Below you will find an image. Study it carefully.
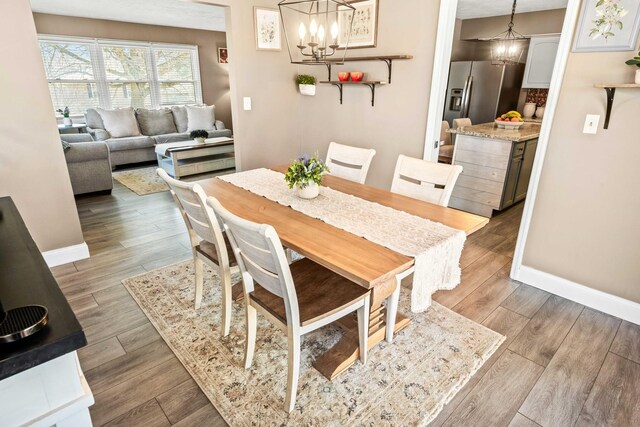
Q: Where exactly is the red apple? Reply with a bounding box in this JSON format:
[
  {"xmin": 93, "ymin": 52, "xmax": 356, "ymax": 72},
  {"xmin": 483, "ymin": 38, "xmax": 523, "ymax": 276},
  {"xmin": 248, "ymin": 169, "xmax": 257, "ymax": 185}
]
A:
[
  {"xmin": 337, "ymin": 72, "xmax": 349, "ymax": 82},
  {"xmin": 350, "ymin": 71, "xmax": 364, "ymax": 82}
]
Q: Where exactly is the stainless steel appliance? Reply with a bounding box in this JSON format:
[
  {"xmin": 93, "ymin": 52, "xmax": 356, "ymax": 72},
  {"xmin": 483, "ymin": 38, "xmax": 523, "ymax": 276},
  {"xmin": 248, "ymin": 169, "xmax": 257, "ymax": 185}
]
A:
[{"xmin": 443, "ymin": 61, "xmax": 525, "ymax": 126}]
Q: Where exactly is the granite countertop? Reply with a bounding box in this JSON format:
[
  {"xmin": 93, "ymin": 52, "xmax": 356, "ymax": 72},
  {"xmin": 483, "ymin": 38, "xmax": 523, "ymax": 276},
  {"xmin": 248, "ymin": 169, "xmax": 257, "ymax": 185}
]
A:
[
  {"xmin": 0, "ymin": 197, "xmax": 86, "ymax": 381},
  {"xmin": 449, "ymin": 122, "xmax": 541, "ymax": 142}
]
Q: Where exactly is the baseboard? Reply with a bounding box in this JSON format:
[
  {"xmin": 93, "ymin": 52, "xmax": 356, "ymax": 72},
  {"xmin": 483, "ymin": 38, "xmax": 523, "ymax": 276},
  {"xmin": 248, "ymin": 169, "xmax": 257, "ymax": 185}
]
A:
[
  {"xmin": 42, "ymin": 243, "xmax": 90, "ymax": 268},
  {"xmin": 516, "ymin": 265, "xmax": 640, "ymax": 325}
]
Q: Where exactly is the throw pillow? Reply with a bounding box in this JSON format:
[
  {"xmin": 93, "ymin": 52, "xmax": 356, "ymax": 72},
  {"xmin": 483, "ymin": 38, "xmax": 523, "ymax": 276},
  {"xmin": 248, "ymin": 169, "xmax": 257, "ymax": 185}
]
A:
[
  {"xmin": 61, "ymin": 140, "xmax": 71, "ymax": 152},
  {"xmin": 96, "ymin": 107, "xmax": 141, "ymax": 138},
  {"xmin": 186, "ymin": 105, "xmax": 216, "ymax": 132},
  {"xmin": 135, "ymin": 108, "xmax": 177, "ymax": 136},
  {"xmin": 171, "ymin": 106, "xmax": 189, "ymax": 133}
]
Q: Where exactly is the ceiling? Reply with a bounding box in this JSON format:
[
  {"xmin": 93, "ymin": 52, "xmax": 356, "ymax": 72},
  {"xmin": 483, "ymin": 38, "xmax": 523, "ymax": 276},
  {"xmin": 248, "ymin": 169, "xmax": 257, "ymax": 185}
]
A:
[
  {"xmin": 457, "ymin": 0, "xmax": 568, "ymax": 20},
  {"xmin": 30, "ymin": 0, "xmax": 226, "ymax": 32}
]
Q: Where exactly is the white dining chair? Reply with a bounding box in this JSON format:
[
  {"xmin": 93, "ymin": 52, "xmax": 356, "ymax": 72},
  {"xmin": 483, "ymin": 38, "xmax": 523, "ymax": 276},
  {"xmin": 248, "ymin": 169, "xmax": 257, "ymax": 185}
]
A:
[
  {"xmin": 390, "ymin": 155, "xmax": 463, "ymax": 207},
  {"xmin": 207, "ymin": 196, "xmax": 371, "ymax": 413},
  {"xmin": 325, "ymin": 141, "xmax": 376, "ymax": 184},
  {"xmin": 157, "ymin": 169, "xmax": 239, "ymax": 336}
]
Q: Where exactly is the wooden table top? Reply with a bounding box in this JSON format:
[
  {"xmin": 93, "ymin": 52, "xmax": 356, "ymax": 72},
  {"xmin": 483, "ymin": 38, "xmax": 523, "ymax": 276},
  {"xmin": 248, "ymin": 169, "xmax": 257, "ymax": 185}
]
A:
[{"xmin": 197, "ymin": 165, "xmax": 488, "ymax": 289}]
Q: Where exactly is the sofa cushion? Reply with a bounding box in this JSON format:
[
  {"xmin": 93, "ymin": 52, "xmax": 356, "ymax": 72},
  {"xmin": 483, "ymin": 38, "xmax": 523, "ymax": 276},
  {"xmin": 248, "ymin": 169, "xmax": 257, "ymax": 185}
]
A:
[
  {"xmin": 153, "ymin": 133, "xmax": 191, "ymax": 145},
  {"xmin": 136, "ymin": 108, "xmax": 177, "ymax": 136},
  {"xmin": 97, "ymin": 107, "xmax": 141, "ymax": 138},
  {"xmin": 207, "ymin": 129, "xmax": 233, "ymax": 139},
  {"xmin": 85, "ymin": 108, "xmax": 105, "ymax": 130},
  {"xmin": 186, "ymin": 105, "xmax": 216, "ymax": 132},
  {"xmin": 65, "ymin": 141, "xmax": 110, "ymax": 163},
  {"xmin": 105, "ymin": 136, "xmax": 154, "ymax": 153},
  {"xmin": 171, "ymin": 106, "xmax": 189, "ymax": 133}
]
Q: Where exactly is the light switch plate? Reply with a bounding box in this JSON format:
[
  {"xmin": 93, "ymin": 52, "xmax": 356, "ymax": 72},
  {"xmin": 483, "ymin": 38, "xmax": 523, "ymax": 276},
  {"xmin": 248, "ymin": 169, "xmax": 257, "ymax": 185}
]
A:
[
  {"xmin": 583, "ymin": 114, "xmax": 600, "ymax": 134},
  {"xmin": 243, "ymin": 97, "xmax": 252, "ymax": 111}
]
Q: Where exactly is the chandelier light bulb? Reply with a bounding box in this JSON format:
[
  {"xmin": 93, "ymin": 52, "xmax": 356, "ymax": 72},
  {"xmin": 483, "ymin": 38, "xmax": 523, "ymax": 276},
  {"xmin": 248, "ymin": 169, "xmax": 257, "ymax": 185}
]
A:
[
  {"xmin": 309, "ymin": 19, "xmax": 318, "ymax": 37},
  {"xmin": 298, "ymin": 22, "xmax": 306, "ymax": 42},
  {"xmin": 318, "ymin": 25, "xmax": 325, "ymax": 42},
  {"xmin": 331, "ymin": 21, "xmax": 339, "ymax": 41}
]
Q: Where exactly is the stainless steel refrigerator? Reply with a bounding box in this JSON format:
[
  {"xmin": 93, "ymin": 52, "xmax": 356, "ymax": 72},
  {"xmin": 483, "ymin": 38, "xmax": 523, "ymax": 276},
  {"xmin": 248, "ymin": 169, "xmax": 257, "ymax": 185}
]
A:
[{"xmin": 443, "ymin": 61, "xmax": 525, "ymax": 126}]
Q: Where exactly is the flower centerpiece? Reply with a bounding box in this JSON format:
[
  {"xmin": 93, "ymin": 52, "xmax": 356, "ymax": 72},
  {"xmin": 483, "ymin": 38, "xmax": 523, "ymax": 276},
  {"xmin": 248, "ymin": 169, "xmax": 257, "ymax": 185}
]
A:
[
  {"xmin": 296, "ymin": 74, "xmax": 317, "ymax": 96},
  {"xmin": 57, "ymin": 106, "xmax": 72, "ymax": 126},
  {"xmin": 189, "ymin": 129, "xmax": 208, "ymax": 143},
  {"xmin": 625, "ymin": 50, "xmax": 640, "ymax": 84},
  {"xmin": 284, "ymin": 154, "xmax": 329, "ymax": 199}
]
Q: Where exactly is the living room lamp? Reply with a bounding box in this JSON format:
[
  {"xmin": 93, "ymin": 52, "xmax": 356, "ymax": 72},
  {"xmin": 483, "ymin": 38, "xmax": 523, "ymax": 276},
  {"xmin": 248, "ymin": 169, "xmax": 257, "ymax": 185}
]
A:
[
  {"xmin": 278, "ymin": 0, "xmax": 355, "ymax": 64},
  {"xmin": 490, "ymin": 0, "xmax": 526, "ymax": 66}
]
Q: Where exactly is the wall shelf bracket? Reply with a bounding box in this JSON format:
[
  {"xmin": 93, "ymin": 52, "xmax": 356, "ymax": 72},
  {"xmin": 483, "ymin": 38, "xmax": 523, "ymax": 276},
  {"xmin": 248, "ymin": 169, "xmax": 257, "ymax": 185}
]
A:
[{"xmin": 594, "ymin": 83, "xmax": 640, "ymax": 130}]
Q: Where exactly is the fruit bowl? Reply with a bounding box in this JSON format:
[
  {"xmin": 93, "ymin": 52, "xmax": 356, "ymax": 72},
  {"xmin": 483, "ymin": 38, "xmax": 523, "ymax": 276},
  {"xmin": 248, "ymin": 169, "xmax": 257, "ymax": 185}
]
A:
[{"xmin": 495, "ymin": 119, "xmax": 525, "ymax": 130}]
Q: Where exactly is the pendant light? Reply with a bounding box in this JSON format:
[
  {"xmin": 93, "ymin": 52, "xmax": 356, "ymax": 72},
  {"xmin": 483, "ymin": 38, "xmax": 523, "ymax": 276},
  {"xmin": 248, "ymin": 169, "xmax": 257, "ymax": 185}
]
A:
[{"xmin": 490, "ymin": 0, "xmax": 526, "ymax": 66}]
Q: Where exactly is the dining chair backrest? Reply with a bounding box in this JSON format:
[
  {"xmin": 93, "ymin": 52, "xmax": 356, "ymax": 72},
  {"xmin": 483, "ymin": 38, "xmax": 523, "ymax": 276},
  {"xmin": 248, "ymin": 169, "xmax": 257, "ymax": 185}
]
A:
[
  {"xmin": 208, "ymin": 196, "xmax": 300, "ymax": 325},
  {"xmin": 440, "ymin": 121, "xmax": 452, "ymax": 146},
  {"xmin": 325, "ymin": 142, "xmax": 376, "ymax": 184},
  {"xmin": 452, "ymin": 118, "xmax": 472, "ymax": 130},
  {"xmin": 391, "ymin": 155, "xmax": 463, "ymax": 207},
  {"xmin": 157, "ymin": 169, "xmax": 226, "ymax": 251}
]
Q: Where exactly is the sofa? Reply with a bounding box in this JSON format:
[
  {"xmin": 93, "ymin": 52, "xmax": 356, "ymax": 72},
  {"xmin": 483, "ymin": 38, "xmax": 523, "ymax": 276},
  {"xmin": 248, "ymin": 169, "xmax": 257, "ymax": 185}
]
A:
[
  {"xmin": 62, "ymin": 134, "xmax": 113, "ymax": 195},
  {"xmin": 84, "ymin": 106, "xmax": 233, "ymax": 167}
]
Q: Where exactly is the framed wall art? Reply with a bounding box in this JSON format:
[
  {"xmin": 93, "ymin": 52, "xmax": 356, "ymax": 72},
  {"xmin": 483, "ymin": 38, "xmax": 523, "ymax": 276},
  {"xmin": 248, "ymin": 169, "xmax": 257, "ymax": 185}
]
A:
[
  {"xmin": 254, "ymin": 7, "xmax": 282, "ymax": 51},
  {"xmin": 573, "ymin": 0, "xmax": 640, "ymax": 52},
  {"xmin": 337, "ymin": 0, "xmax": 379, "ymax": 49},
  {"xmin": 218, "ymin": 47, "xmax": 228, "ymax": 63}
]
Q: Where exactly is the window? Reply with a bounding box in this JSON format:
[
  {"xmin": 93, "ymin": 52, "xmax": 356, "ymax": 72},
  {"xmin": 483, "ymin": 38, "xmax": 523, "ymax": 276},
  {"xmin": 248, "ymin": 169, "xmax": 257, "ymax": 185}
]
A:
[{"xmin": 39, "ymin": 36, "xmax": 202, "ymax": 116}]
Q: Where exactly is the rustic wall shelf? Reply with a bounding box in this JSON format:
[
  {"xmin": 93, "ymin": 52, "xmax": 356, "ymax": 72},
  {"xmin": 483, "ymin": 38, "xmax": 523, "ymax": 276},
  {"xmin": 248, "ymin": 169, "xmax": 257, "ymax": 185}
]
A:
[
  {"xmin": 295, "ymin": 55, "xmax": 413, "ymax": 83},
  {"xmin": 594, "ymin": 83, "xmax": 640, "ymax": 129},
  {"xmin": 320, "ymin": 81, "xmax": 387, "ymax": 106}
]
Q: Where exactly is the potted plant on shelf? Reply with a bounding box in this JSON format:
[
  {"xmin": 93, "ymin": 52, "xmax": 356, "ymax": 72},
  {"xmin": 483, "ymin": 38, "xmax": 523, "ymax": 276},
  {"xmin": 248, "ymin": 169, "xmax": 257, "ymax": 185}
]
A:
[
  {"xmin": 190, "ymin": 129, "xmax": 208, "ymax": 144},
  {"xmin": 57, "ymin": 107, "xmax": 72, "ymax": 126},
  {"xmin": 284, "ymin": 154, "xmax": 329, "ymax": 199},
  {"xmin": 625, "ymin": 50, "xmax": 640, "ymax": 84},
  {"xmin": 296, "ymin": 74, "xmax": 317, "ymax": 96}
]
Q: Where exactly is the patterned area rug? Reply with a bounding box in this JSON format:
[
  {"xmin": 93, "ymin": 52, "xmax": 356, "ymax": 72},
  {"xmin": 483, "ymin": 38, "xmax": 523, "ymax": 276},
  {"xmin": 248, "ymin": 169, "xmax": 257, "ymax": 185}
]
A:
[
  {"xmin": 112, "ymin": 167, "xmax": 235, "ymax": 196},
  {"xmin": 123, "ymin": 261, "xmax": 505, "ymax": 426}
]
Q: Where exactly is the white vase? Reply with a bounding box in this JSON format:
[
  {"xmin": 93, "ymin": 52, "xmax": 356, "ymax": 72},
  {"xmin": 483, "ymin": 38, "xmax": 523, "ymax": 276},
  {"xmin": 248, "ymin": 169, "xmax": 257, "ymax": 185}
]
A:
[
  {"xmin": 299, "ymin": 84, "xmax": 316, "ymax": 96},
  {"xmin": 296, "ymin": 182, "xmax": 319, "ymax": 199},
  {"xmin": 635, "ymin": 69, "xmax": 640, "ymax": 84},
  {"xmin": 523, "ymin": 103, "xmax": 536, "ymax": 119},
  {"xmin": 194, "ymin": 137, "xmax": 206, "ymax": 144},
  {"xmin": 63, "ymin": 117, "xmax": 73, "ymax": 126},
  {"xmin": 535, "ymin": 106, "xmax": 545, "ymax": 119}
]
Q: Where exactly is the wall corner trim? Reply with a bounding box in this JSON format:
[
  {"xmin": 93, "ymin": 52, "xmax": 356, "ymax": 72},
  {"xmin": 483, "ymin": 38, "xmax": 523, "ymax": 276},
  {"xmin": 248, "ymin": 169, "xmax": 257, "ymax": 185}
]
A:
[
  {"xmin": 517, "ymin": 265, "xmax": 640, "ymax": 326},
  {"xmin": 42, "ymin": 243, "xmax": 90, "ymax": 268}
]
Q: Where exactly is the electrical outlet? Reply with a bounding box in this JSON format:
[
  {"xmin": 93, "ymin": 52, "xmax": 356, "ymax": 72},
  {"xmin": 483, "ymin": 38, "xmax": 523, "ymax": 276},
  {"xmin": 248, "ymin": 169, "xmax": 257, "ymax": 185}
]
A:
[
  {"xmin": 583, "ymin": 114, "xmax": 600, "ymax": 134},
  {"xmin": 243, "ymin": 97, "xmax": 252, "ymax": 111}
]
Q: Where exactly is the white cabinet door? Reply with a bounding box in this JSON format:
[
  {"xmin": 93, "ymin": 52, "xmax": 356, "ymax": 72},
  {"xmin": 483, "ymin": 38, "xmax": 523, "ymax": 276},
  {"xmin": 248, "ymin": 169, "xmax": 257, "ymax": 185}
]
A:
[{"xmin": 522, "ymin": 36, "xmax": 560, "ymax": 89}]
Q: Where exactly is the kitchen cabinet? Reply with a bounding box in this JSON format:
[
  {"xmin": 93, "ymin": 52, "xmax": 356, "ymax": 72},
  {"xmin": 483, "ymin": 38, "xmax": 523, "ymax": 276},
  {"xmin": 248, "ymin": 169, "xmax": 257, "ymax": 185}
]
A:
[{"xmin": 522, "ymin": 36, "xmax": 560, "ymax": 89}]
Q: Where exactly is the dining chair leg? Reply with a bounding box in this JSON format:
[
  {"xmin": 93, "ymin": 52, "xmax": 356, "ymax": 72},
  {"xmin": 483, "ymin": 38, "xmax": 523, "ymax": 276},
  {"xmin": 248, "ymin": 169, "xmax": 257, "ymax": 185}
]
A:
[
  {"xmin": 220, "ymin": 268, "xmax": 232, "ymax": 337},
  {"xmin": 385, "ymin": 280, "xmax": 401, "ymax": 343},
  {"xmin": 357, "ymin": 294, "xmax": 370, "ymax": 364},
  {"xmin": 284, "ymin": 331, "xmax": 301, "ymax": 413},
  {"xmin": 194, "ymin": 256, "xmax": 204, "ymax": 309},
  {"xmin": 244, "ymin": 303, "xmax": 257, "ymax": 369}
]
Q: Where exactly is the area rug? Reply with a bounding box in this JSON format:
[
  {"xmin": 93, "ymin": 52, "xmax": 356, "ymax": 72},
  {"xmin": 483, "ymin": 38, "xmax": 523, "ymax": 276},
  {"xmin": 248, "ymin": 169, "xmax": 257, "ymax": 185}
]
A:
[
  {"xmin": 123, "ymin": 261, "xmax": 505, "ymax": 426},
  {"xmin": 112, "ymin": 167, "xmax": 234, "ymax": 196}
]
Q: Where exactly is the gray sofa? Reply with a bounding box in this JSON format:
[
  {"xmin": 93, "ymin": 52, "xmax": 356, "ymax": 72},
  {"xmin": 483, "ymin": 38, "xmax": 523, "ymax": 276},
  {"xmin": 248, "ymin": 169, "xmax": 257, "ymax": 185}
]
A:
[
  {"xmin": 62, "ymin": 134, "xmax": 113, "ymax": 195},
  {"xmin": 85, "ymin": 106, "xmax": 233, "ymax": 167}
]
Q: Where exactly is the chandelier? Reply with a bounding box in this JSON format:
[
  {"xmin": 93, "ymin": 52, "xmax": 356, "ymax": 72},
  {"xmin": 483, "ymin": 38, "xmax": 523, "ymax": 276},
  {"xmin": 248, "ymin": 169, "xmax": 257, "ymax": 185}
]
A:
[
  {"xmin": 278, "ymin": 0, "xmax": 355, "ymax": 64},
  {"xmin": 490, "ymin": 0, "xmax": 526, "ymax": 65}
]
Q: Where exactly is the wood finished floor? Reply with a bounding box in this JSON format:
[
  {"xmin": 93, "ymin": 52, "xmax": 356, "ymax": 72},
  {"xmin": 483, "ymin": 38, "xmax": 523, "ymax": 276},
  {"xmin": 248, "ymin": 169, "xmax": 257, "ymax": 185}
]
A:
[{"xmin": 52, "ymin": 180, "xmax": 640, "ymax": 426}]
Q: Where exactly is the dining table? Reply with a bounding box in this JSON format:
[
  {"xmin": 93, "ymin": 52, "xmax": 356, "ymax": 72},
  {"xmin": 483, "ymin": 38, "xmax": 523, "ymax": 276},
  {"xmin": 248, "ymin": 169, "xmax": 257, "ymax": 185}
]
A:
[{"xmin": 197, "ymin": 164, "xmax": 489, "ymax": 380}]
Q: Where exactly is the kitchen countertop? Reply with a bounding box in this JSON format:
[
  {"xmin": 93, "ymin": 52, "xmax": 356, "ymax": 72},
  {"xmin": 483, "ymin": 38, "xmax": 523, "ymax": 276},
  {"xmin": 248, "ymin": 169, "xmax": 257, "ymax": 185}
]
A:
[
  {"xmin": 449, "ymin": 122, "xmax": 541, "ymax": 142},
  {"xmin": 0, "ymin": 197, "xmax": 86, "ymax": 381}
]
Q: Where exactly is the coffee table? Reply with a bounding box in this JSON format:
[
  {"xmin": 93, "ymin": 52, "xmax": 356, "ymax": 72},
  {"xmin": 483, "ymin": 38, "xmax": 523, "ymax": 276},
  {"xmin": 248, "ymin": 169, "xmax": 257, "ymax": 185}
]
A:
[{"xmin": 155, "ymin": 137, "xmax": 235, "ymax": 179}]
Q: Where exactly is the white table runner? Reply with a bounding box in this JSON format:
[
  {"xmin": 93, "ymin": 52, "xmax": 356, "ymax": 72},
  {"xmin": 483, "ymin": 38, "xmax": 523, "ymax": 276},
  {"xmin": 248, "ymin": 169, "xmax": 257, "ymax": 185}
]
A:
[{"xmin": 219, "ymin": 169, "xmax": 466, "ymax": 312}]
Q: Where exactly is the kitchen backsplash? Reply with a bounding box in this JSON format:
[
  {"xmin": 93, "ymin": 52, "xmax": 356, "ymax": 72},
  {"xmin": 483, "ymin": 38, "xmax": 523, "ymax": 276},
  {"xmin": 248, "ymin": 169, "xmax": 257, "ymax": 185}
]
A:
[{"xmin": 525, "ymin": 89, "xmax": 548, "ymax": 107}]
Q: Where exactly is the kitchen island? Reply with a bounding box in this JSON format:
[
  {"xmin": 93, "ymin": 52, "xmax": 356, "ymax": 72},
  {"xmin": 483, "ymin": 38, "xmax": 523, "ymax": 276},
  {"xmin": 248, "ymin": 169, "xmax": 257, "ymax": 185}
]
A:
[{"xmin": 448, "ymin": 122, "xmax": 540, "ymax": 217}]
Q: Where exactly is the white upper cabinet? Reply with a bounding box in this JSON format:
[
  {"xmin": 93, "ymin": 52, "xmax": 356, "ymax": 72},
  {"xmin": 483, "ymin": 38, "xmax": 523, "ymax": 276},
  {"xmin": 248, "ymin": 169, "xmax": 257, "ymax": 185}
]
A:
[{"xmin": 522, "ymin": 36, "xmax": 560, "ymax": 89}]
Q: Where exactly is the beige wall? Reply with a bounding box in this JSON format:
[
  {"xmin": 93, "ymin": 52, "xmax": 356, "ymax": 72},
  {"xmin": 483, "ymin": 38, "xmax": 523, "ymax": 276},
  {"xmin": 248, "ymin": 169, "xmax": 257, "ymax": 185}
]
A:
[
  {"xmin": 33, "ymin": 13, "xmax": 232, "ymax": 130},
  {"xmin": 0, "ymin": 1, "xmax": 84, "ymax": 252},
  {"xmin": 460, "ymin": 9, "xmax": 567, "ymax": 40},
  {"xmin": 522, "ymin": 47, "xmax": 640, "ymax": 303}
]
